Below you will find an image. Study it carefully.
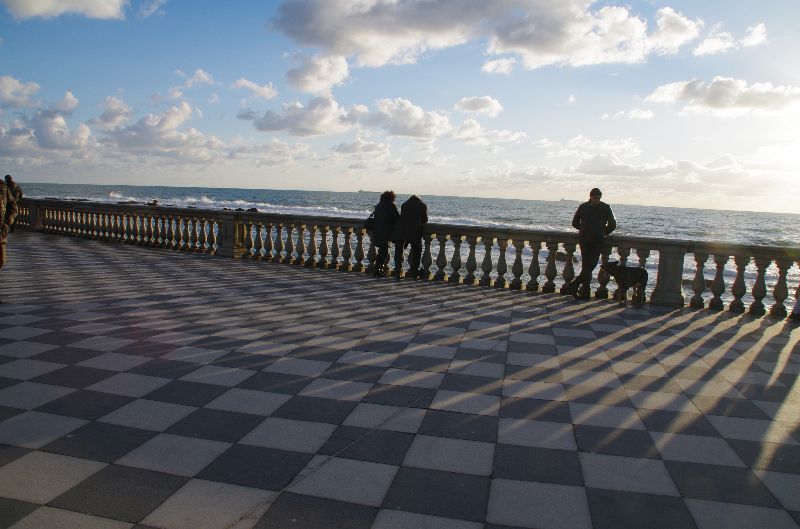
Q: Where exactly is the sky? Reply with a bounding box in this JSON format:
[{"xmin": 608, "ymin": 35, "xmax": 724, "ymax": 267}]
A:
[{"xmin": 1, "ymin": 0, "xmax": 799, "ymax": 213}]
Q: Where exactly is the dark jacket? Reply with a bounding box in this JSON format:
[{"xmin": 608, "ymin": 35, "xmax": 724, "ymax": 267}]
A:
[
  {"xmin": 372, "ymin": 199, "xmax": 399, "ymax": 245},
  {"xmin": 392, "ymin": 195, "xmax": 428, "ymax": 242},
  {"xmin": 572, "ymin": 201, "xmax": 616, "ymax": 244},
  {"xmin": 0, "ymin": 182, "xmax": 18, "ymax": 243}
]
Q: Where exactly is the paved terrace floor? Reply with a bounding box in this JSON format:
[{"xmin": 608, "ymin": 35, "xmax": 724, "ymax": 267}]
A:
[{"xmin": 0, "ymin": 230, "xmax": 799, "ymax": 529}]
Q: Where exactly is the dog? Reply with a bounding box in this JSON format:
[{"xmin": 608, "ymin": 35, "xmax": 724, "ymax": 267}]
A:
[{"xmin": 600, "ymin": 261, "xmax": 648, "ymax": 304}]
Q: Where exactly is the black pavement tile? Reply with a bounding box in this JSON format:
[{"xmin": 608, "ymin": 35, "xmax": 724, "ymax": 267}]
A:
[
  {"xmin": 36, "ymin": 390, "xmax": 133, "ymax": 420},
  {"xmin": 0, "ymin": 444, "xmax": 29, "ymax": 467},
  {"xmin": 27, "ymin": 332, "xmax": 88, "ymax": 347},
  {"xmin": 318, "ymin": 426, "xmax": 414, "ymax": 465},
  {"xmin": 506, "ymin": 341, "xmax": 557, "ymax": 355},
  {"xmin": 356, "ymin": 340, "xmax": 408, "ymax": 355},
  {"xmin": 0, "ymin": 404, "xmax": 23, "ymax": 422},
  {"xmin": 198, "ymin": 444, "xmax": 311, "ymax": 490},
  {"xmin": 494, "ymin": 444, "xmax": 583, "ymax": 486},
  {"xmin": 212, "ymin": 352, "xmax": 276, "ymax": 370},
  {"xmin": 726, "ymin": 439, "xmax": 800, "ymax": 474},
  {"xmin": 29, "ymin": 346, "xmax": 101, "ymax": 365},
  {"xmin": 618, "ymin": 374, "xmax": 683, "ymax": 393},
  {"xmin": 106, "ymin": 326, "xmax": 167, "ymax": 341},
  {"xmin": 24, "ymin": 318, "xmax": 81, "ymax": 331},
  {"xmin": 42, "ymin": 422, "xmax": 156, "ymax": 462},
  {"xmin": 440, "ymin": 373, "xmax": 503, "ymax": 396},
  {"xmin": 0, "ymin": 377, "xmax": 18, "ymax": 391},
  {"xmin": 587, "ymin": 488, "xmax": 698, "ymax": 529},
  {"xmin": 0, "ymin": 498, "xmax": 38, "ymax": 528},
  {"xmin": 382, "ymin": 466, "xmax": 490, "ymax": 522},
  {"xmin": 453, "ymin": 349, "xmax": 507, "ymax": 364},
  {"xmin": 790, "ymin": 510, "xmax": 800, "ymax": 527},
  {"xmin": 238, "ymin": 372, "xmax": 314, "ymax": 395},
  {"xmin": 604, "ymin": 349, "xmax": 657, "ymax": 364},
  {"xmin": 321, "ymin": 363, "xmax": 386, "ymax": 383},
  {"xmin": 274, "ymin": 396, "xmax": 357, "ymax": 425},
  {"xmin": 32, "ymin": 366, "xmax": 117, "ymax": 389},
  {"xmin": 167, "ymin": 408, "xmax": 262, "ymax": 443},
  {"xmin": 736, "ymin": 384, "xmax": 796, "ymax": 402},
  {"xmin": 557, "ymin": 357, "xmax": 612, "ymax": 372},
  {"xmin": 574, "ymin": 425, "xmax": 660, "ymax": 459},
  {"xmin": 504, "ymin": 365, "xmax": 563, "ymax": 383},
  {"xmin": 114, "ymin": 340, "xmax": 180, "ymax": 357},
  {"xmin": 0, "ymin": 355, "xmax": 12, "ymax": 366},
  {"xmin": 145, "ymin": 380, "xmax": 228, "ymax": 407},
  {"xmin": 665, "ymin": 461, "xmax": 781, "ymax": 508},
  {"xmin": 665, "ymin": 365, "xmax": 717, "ymax": 381},
  {"xmin": 690, "ymin": 395, "xmax": 771, "ymax": 420},
  {"xmin": 419, "ymin": 410, "xmax": 497, "ymax": 443},
  {"xmin": 637, "ymin": 409, "xmax": 721, "ymax": 437},
  {"xmin": 287, "ymin": 346, "xmax": 345, "ymax": 363},
  {"xmin": 391, "ymin": 355, "xmax": 450, "ymax": 373},
  {"xmin": 189, "ymin": 336, "xmax": 251, "ymax": 351},
  {"xmin": 553, "ymin": 336, "xmax": 595, "ymax": 347},
  {"xmin": 499, "ymin": 398, "xmax": 571, "ymax": 423},
  {"xmin": 254, "ymin": 493, "xmax": 376, "ymax": 529},
  {"xmin": 49, "ymin": 465, "xmax": 187, "ymax": 523},
  {"xmin": 362, "ymin": 384, "xmax": 434, "ymax": 408},
  {"xmin": 565, "ymin": 384, "xmax": 633, "ymax": 407},
  {"xmin": 129, "ymin": 359, "xmax": 200, "ymax": 379},
  {"xmin": 258, "ymin": 332, "xmax": 316, "ymax": 346}
]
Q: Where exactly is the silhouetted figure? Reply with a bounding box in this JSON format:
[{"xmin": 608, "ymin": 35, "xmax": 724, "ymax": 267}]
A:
[
  {"xmin": 0, "ymin": 177, "xmax": 19, "ymax": 302},
  {"xmin": 392, "ymin": 195, "xmax": 428, "ymax": 279},
  {"xmin": 371, "ymin": 190, "xmax": 399, "ymax": 277},
  {"xmin": 4, "ymin": 175, "xmax": 22, "ymax": 232},
  {"xmin": 565, "ymin": 188, "xmax": 616, "ymax": 299}
]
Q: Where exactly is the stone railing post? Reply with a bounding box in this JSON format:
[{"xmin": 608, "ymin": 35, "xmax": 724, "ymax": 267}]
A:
[
  {"xmin": 464, "ymin": 236, "xmax": 478, "ymax": 285},
  {"xmin": 649, "ymin": 245, "xmax": 686, "ymax": 308},
  {"xmin": 729, "ymin": 255, "xmax": 749, "ymax": 313},
  {"xmin": 449, "ymin": 236, "xmax": 463, "ymax": 283},
  {"xmin": 527, "ymin": 240, "xmax": 541, "ymax": 292},
  {"xmin": 216, "ymin": 213, "xmax": 247, "ymax": 258},
  {"xmin": 559, "ymin": 243, "xmax": 576, "ymax": 294},
  {"xmin": 771, "ymin": 258, "xmax": 791, "ymax": 318},
  {"xmin": 495, "ymin": 239, "xmax": 508, "ymax": 288},
  {"xmin": 690, "ymin": 253, "xmax": 708, "ymax": 308},
  {"xmin": 790, "ymin": 261, "xmax": 800, "ymax": 321},
  {"xmin": 542, "ymin": 242, "xmax": 558, "ymax": 293},
  {"xmin": 479, "ymin": 237, "xmax": 493, "ymax": 286},
  {"xmin": 749, "ymin": 257, "xmax": 770, "ymax": 316},
  {"xmin": 510, "ymin": 239, "xmax": 524, "ymax": 290},
  {"xmin": 708, "ymin": 254, "xmax": 728, "ymax": 310}
]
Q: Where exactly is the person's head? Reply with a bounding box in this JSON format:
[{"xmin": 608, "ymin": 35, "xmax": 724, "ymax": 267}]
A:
[
  {"xmin": 589, "ymin": 188, "xmax": 602, "ymax": 205},
  {"xmin": 4, "ymin": 175, "xmax": 11, "ymax": 186},
  {"xmin": 380, "ymin": 190, "xmax": 396, "ymax": 203}
]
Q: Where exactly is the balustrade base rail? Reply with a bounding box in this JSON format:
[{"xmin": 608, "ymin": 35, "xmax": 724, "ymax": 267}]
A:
[{"xmin": 15, "ymin": 198, "xmax": 800, "ymax": 319}]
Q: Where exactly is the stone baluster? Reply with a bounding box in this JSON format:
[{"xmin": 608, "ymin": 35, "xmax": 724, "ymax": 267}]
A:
[
  {"xmin": 318, "ymin": 226, "xmax": 329, "ymax": 268},
  {"xmin": 274, "ymin": 223, "xmax": 284, "ymax": 262},
  {"xmin": 295, "ymin": 224, "xmax": 306, "ymax": 265},
  {"xmin": 420, "ymin": 233, "xmax": 433, "ymax": 280},
  {"xmin": 542, "ymin": 242, "xmax": 558, "ymax": 293},
  {"xmin": 790, "ymin": 261, "xmax": 800, "ymax": 321},
  {"xmin": 190, "ymin": 218, "xmax": 200, "ymax": 252},
  {"xmin": 199, "ymin": 219, "xmax": 209, "ymax": 253},
  {"xmin": 433, "ymin": 234, "xmax": 447, "ymax": 281},
  {"xmin": 479, "ymin": 237, "xmax": 494, "ymax": 286},
  {"xmin": 750, "ymin": 257, "xmax": 770, "ymax": 316},
  {"xmin": 284, "ymin": 224, "xmax": 295, "ymax": 264},
  {"xmin": 770, "ymin": 259, "xmax": 792, "ymax": 318},
  {"xmin": 510, "ymin": 239, "xmax": 525, "ymax": 290},
  {"xmin": 354, "ymin": 228, "xmax": 365, "ymax": 272},
  {"xmin": 595, "ymin": 247, "xmax": 612, "ymax": 299},
  {"xmin": 690, "ymin": 253, "xmax": 709, "ymax": 308},
  {"xmin": 495, "ymin": 239, "xmax": 509, "ymax": 288},
  {"xmin": 340, "ymin": 227, "xmax": 352, "ymax": 271},
  {"xmin": 449, "ymin": 236, "xmax": 463, "ymax": 283},
  {"xmin": 464, "ymin": 236, "xmax": 478, "ymax": 285},
  {"xmin": 708, "ymin": 254, "xmax": 729, "ymax": 310},
  {"xmin": 729, "ymin": 255, "xmax": 749, "ymax": 313},
  {"xmin": 559, "ymin": 243, "xmax": 576, "ymax": 294},
  {"xmin": 527, "ymin": 241, "xmax": 542, "ymax": 292},
  {"xmin": 244, "ymin": 222, "xmax": 255, "ymax": 257},
  {"xmin": 329, "ymin": 226, "xmax": 340, "ymax": 269},
  {"xmin": 262, "ymin": 222, "xmax": 273, "ymax": 260},
  {"xmin": 306, "ymin": 225, "xmax": 318, "ymax": 266},
  {"xmin": 366, "ymin": 231, "xmax": 377, "ymax": 273},
  {"xmin": 636, "ymin": 248, "xmax": 650, "ymax": 268}
]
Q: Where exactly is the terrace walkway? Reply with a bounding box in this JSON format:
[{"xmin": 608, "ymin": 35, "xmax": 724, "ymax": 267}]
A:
[{"xmin": 0, "ymin": 230, "xmax": 799, "ymax": 529}]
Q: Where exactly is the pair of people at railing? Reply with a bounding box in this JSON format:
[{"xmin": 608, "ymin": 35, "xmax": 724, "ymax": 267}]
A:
[
  {"xmin": 371, "ymin": 190, "xmax": 429, "ymax": 279},
  {"xmin": 0, "ymin": 175, "xmax": 21, "ymax": 301}
]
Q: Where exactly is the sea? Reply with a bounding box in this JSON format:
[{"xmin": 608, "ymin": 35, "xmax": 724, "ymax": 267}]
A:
[{"xmin": 20, "ymin": 182, "xmax": 800, "ymax": 247}]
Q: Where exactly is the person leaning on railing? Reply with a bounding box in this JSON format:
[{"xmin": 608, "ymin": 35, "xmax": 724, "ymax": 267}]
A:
[
  {"xmin": 0, "ymin": 177, "xmax": 19, "ymax": 302},
  {"xmin": 371, "ymin": 190, "xmax": 400, "ymax": 277},
  {"xmin": 4, "ymin": 175, "xmax": 22, "ymax": 232}
]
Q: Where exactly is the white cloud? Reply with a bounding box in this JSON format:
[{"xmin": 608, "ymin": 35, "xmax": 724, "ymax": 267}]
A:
[
  {"xmin": 454, "ymin": 118, "xmax": 526, "ymax": 146},
  {"xmin": 250, "ymin": 94, "xmax": 350, "ymax": 136},
  {"xmin": 0, "ymin": 75, "xmax": 40, "ymax": 108},
  {"xmin": 287, "ymin": 54, "xmax": 349, "ymax": 94},
  {"xmin": 601, "ymin": 108, "xmax": 654, "ymax": 120},
  {"xmin": 1, "ymin": 0, "xmax": 127, "ymax": 19},
  {"xmin": 693, "ymin": 22, "xmax": 767, "ymax": 56},
  {"xmin": 568, "ymin": 95, "xmax": 576, "ymax": 104},
  {"xmin": 274, "ymin": 1, "xmax": 701, "ymax": 71},
  {"xmin": 232, "ymin": 78, "xmax": 278, "ymax": 100},
  {"xmin": 139, "ymin": 0, "xmax": 166, "ymax": 18},
  {"xmin": 535, "ymin": 135, "xmax": 642, "ymax": 158},
  {"xmin": 208, "ymin": 93, "xmax": 219, "ymax": 104},
  {"xmin": 228, "ymin": 138, "xmax": 309, "ymax": 166},
  {"xmin": 454, "ymin": 96, "xmax": 502, "ymax": 117},
  {"xmin": 352, "ymin": 98, "xmax": 452, "ymax": 139},
  {"xmin": 54, "ymin": 90, "xmax": 79, "ymax": 114},
  {"xmin": 646, "ymin": 76, "xmax": 800, "ymax": 116},
  {"xmin": 185, "ymin": 68, "xmax": 215, "ymax": 87},
  {"xmin": 482, "ymin": 58, "xmax": 516, "ymax": 75},
  {"xmin": 95, "ymin": 96, "xmax": 133, "ymax": 128},
  {"xmin": 332, "ymin": 137, "xmax": 390, "ymax": 155}
]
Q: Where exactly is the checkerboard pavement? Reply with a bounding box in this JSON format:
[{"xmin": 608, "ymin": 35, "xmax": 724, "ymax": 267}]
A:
[{"xmin": 0, "ymin": 230, "xmax": 799, "ymax": 529}]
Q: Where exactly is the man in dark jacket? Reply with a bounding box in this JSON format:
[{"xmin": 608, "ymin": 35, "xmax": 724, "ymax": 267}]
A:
[
  {"xmin": 565, "ymin": 188, "xmax": 616, "ymax": 299},
  {"xmin": 0, "ymin": 177, "xmax": 19, "ymax": 302},
  {"xmin": 392, "ymin": 195, "xmax": 428, "ymax": 279},
  {"xmin": 371, "ymin": 190, "xmax": 399, "ymax": 277},
  {"xmin": 4, "ymin": 175, "xmax": 22, "ymax": 231}
]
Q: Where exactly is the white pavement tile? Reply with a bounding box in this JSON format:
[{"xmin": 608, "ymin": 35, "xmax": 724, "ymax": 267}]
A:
[
  {"xmin": 509, "ymin": 333, "xmax": 556, "ymax": 345},
  {"xmin": 343, "ymin": 403, "xmax": 426, "ymax": 433},
  {"xmin": 8, "ymin": 506, "xmax": 133, "ymax": 529},
  {"xmin": 0, "ymin": 341, "xmax": 57, "ymax": 359},
  {"xmin": 497, "ymin": 418, "xmax": 576, "ymax": 450},
  {"xmin": 562, "ymin": 369, "xmax": 621, "ymax": 389},
  {"xmin": 0, "ymin": 382, "xmax": 74, "ymax": 409},
  {"xmin": 0, "ymin": 359, "xmax": 65, "ymax": 380},
  {"xmin": 0, "ymin": 326, "xmax": 51, "ymax": 341},
  {"xmin": 0, "ymin": 411, "xmax": 87, "ymax": 449},
  {"xmin": 685, "ymin": 499, "xmax": 800, "ymax": 529},
  {"xmin": 753, "ymin": 470, "xmax": 800, "ymax": 512},
  {"xmin": 77, "ymin": 352, "xmax": 151, "ymax": 372},
  {"xmin": 142, "ymin": 478, "xmax": 272, "ymax": 529},
  {"xmin": 86, "ymin": 373, "xmax": 170, "ymax": 397},
  {"xmin": 240, "ymin": 417, "xmax": 336, "ymax": 453},
  {"xmin": 580, "ymin": 453, "xmax": 679, "ymax": 496},
  {"xmin": 235, "ymin": 341, "xmax": 297, "ymax": 356},
  {"xmin": 626, "ymin": 390, "xmax": 700, "ymax": 413},
  {"xmin": 63, "ymin": 322, "xmax": 124, "ymax": 335},
  {"xmin": 502, "ymin": 380, "xmax": 566, "ymax": 401},
  {"xmin": 707, "ymin": 416, "xmax": 799, "ymax": 445},
  {"xmin": 67, "ymin": 335, "xmax": 134, "ymax": 352},
  {"xmin": 675, "ymin": 378, "xmax": 745, "ymax": 398},
  {"xmin": 430, "ymin": 389, "xmax": 500, "ymax": 417},
  {"xmin": 401, "ymin": 344, "xmax": 458, "ymax": 359},
  {"xmin": 0, "ymin": 314, "xmax": 48, "ymax": 326},
  {"xmin": 163, "ymin": 346, "xmax": 229, "ymax": 364},
  {"xmin": 378, "ymin": 369, "xmax": 444, "ymax": 389},
  {"xmin": 116, "ymin": 433, "xmax": 230, "ymax": 477},
  {"xmin": 372, "ymin": 510, "xmax": 483, "ymax": 529},
  {"xmin": 569, "ymin": 402, "xmax": 645, "ymax": 430},
  {"xmin": 0, "ymin": 451, "xmax": 106, "ymax": 504},
  {"xmin": 287, "ymin": 456, "xmax": 398, "ymax": 507},
  {"xmin": 506, "ymin": 353, "xmax": 559, "ymax": 368},
  {"xmin": 99, "ymin": 399, "xmax": 195, "ymax": 431},
  {"xmin": 179, "ymin": 365, "xmax": 255, "ymax": 387},
  {"xmin": 205, "ymin": 389, "xmax": 291, "ymax": 416},
  {"xmin": 650, "ymin": 432, "xmax": 745, "ymax": 466},
  {"xmin": 337, "ymin": 350, "xmax": 399, "ymax": 367},
  {"xmin": 403, "ymin": 434, "xmax": 494, "ymax": 476},
  {"xmin": 449, "ymin": 360, "xmax": 505, "ymax": 378},
  {"xmin": 299, "ymin": 378, "xmax": 373, "ymax": 401},
  {"xmin": 487, "ymin": 479, "xmax": 592, "ymax": 529},
  {"xmin": 262, "ymin": 357, "xmax": 331, "ymax": 377}
]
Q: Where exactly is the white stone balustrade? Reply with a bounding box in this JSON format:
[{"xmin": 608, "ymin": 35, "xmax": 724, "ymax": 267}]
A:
[{"xmin": 16, "ymin": 198, "xmax": 800, "ymax": 319}]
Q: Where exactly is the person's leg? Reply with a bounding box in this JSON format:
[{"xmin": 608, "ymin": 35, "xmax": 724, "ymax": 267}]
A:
[
  {"xmin": 374, "ymin": 243, "xmax": 388, "ymax": 276},
  {"xmin": 575, "ymin": 242, "xmax": 601, "ymax": 297},
  {"xmin": 393, "ymin": 241, "xmax": 405, "ymax": 279},
  {"xmin": 408, "ymin": 240, "xmax": 422, "ymax": 277}
]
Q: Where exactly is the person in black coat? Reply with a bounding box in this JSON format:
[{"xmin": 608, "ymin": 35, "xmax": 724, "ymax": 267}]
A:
[
  {"xmin": 371, "ymin": 190, "xmax": 400, "ymax": 277},
  {"xmin": 565, "ymin": 188, "xmax": 616, "ymax": 299},
  {"xmin": 392, "ymin": 195, "xmax": 428, "ymax": 279}
]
